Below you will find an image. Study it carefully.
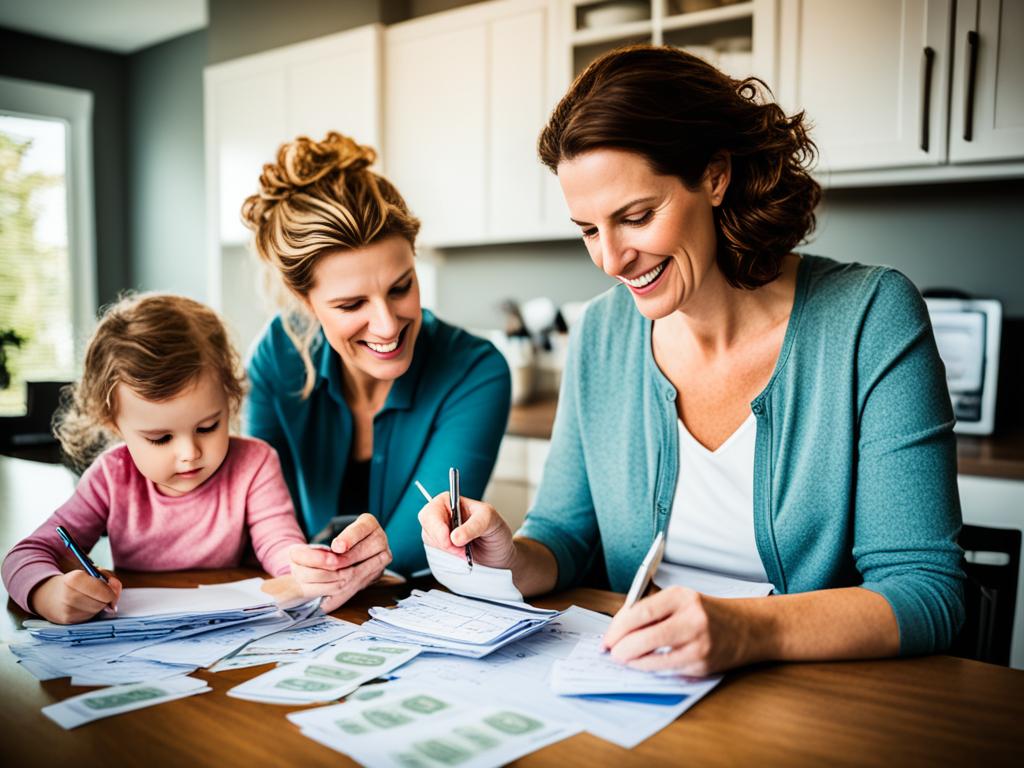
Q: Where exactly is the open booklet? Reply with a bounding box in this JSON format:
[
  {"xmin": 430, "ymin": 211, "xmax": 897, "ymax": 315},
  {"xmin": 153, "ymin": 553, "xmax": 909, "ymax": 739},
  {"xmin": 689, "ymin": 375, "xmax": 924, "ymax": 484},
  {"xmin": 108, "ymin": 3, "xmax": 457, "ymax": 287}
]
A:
[{"xmin": 363, "ymin": 589, "xmax": 560, "ymax": 658}]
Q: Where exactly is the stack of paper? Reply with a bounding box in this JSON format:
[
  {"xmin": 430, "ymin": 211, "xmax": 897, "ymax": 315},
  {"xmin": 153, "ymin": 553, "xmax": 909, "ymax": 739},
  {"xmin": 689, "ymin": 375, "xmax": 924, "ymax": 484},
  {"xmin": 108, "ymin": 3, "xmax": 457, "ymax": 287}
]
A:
[
  {"xmin": 362, "ymin": 589, "xmax": 560, "ymax": 658},
  {"xmin": 550, "ymin": 635, "xmax": 722, "ymax": 698},
  {"xmin": 23, "ymin": 579, "xmax": 280, "ymax": 644},
  {"xmin": 10, "ymin": 579, "xmax": 319, "ymax": 685},
  {"xmin": 227, "ymin": 636, "xmax": 420, "ymax": 705},
  {"xmin": 288, "ymin": 682, "xmax": 581, "ymax": 768},
  {"xmin": 42, "ymin": 676, "xmax": 211, "ymax": 729}
]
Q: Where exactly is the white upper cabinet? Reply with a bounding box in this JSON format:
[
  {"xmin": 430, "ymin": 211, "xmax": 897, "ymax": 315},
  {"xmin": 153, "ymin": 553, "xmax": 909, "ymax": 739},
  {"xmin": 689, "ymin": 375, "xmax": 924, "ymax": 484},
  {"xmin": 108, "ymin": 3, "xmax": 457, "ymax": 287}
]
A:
[
  {"xmin": 205, "ymin": 26, "xmax": 383, "ymax": 248},
  {"xmin": 384, "ymin": 13, "xmax": 488, "ymax": 246},
  {"xmin": 777, "ymin": 0, "xmax": 952, "ymax": 173},
  {"xmin": 949, "ymin": 0, "xmax": 1024, "ymax": 164},
  {"xmin": 384, "ymin": 0, "xmax": 571, "ymax": 247}
]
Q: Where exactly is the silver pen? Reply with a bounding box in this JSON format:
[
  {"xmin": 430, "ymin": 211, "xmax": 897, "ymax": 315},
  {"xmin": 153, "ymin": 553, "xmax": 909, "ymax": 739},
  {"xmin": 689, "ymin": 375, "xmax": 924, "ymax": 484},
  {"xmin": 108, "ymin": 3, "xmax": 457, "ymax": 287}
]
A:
[{"xmin": 449, "ymin": 467, "xmax": 473, "ymax": 570}]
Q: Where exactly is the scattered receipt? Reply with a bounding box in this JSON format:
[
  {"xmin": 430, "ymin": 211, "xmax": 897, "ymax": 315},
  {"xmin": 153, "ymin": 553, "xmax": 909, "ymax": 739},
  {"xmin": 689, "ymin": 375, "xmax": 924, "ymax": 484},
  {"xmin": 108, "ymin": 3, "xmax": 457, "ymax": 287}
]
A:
[
  {"xmin": 42, "ymin": 676, "xmax": 210, "ymax": 729},
  {"xmin": 227, "ymin": 637, "xmax": 419, "ymax": 705},
  {"xmin": 425, "ymin": 546, "xmax": 524, "ymax": 602}
]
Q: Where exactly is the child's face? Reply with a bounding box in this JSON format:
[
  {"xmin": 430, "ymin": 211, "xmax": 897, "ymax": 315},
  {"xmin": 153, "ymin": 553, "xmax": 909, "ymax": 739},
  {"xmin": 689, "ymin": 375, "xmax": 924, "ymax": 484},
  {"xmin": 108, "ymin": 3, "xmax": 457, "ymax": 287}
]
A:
[{"xmin": 113, "ymin": 371, "xmax": 231, "ymax": 497}]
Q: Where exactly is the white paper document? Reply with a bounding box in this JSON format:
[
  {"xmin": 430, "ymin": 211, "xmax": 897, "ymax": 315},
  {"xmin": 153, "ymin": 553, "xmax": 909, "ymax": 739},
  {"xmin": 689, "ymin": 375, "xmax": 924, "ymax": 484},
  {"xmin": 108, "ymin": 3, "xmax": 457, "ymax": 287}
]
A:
[
  {"xmin": 390, "ymin": 605, "xmax": 721, "ymax": 749},
  {"xmin": 655, "ymin": 562, "xmax": 775, "ymax": 598},
  {"xmin": 227, "ymin": 637, "xmax": 419, "ymax": 705},
  {"xmin": 363, "ymin": 589, "xmax": 560, "ymax": 658},
  {"xmin": 425, "ymin": 546, "xmax": 524, "ymax": 602},
  {"xmin": 42, "ymin": 676, "xmax": 210, "ymax": 729},
  {"xmin": 287, "ymin": 682, "xmax": 581, "ymax": 768},
  {"xmin": 550, "ymin": 634, "xmax": 722, "ymax": 697},
  {"xmin": 209, "ymin": 616, "xmax": 362, "ymax": 672}
]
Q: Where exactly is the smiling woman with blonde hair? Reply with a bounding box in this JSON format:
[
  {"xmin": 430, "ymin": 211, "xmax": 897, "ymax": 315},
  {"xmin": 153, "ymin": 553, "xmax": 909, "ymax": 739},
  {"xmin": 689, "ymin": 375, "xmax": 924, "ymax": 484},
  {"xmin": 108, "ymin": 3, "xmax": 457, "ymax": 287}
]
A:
[{"xmin": 242, "ymin": 131, "xmax": 510, "ymax": 611}]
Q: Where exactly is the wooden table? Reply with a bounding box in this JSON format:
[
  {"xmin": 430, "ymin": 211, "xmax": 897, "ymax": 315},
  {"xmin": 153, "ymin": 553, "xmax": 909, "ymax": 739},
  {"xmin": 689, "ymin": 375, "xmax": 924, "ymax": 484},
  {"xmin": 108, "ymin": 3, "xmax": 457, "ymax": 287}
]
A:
[{"xmin": 2, "ymin": 457, "xmax": 1023, "ymax": 766}]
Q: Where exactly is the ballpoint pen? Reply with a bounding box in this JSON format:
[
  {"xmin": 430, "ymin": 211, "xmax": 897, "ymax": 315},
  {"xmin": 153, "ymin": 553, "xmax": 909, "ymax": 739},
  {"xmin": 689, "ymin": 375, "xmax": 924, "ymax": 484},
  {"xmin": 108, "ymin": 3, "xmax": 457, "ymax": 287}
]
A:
[
  {"xmin": 623, "ymin": 531, "xmax": 665, "ymax": 610},
  {"xmin": 56, "ymin": 525, "xmax": 108, "ymax": 583},
  {"xmin": 449, "ymin": 467, "xmax": 473, "ymax": 570}
]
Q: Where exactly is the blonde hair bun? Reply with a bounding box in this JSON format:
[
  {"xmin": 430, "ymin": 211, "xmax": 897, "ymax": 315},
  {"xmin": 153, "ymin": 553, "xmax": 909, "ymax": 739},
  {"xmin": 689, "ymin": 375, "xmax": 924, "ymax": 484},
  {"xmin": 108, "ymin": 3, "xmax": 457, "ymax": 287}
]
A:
[{"xmin": 244, "ymin": 132, "xmax": 377, "ymax": 223}]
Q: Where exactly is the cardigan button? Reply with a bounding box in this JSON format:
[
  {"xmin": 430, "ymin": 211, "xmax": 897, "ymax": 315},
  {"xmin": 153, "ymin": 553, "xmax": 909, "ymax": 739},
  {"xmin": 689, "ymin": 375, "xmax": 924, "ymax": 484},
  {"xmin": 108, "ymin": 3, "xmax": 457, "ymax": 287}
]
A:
[
  {"xmin": 665, "ymin": 389, "xmax": 676, "ymax": 401},
  {"xmin": 752, "ymin": 402, "xmax": 763, "ymax": 415}
]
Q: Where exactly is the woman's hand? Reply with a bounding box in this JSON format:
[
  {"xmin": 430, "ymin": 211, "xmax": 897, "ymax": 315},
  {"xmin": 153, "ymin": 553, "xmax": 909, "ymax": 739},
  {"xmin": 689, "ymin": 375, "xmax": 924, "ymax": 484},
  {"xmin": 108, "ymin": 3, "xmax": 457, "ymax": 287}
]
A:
[
  {"xmin": 29, "ymin": 570, "xmax": 122, "ymax": 624},
  {"xmin": 288, "ymin": 513, "xmax": 392, "ymax": 612},
  {"xmin": 602, "ymin": 586, "xmax": 762, "ymax": 677},
  {"xmin": 418, "ymin": 492, "xmax": 517, "ymax": 570}
]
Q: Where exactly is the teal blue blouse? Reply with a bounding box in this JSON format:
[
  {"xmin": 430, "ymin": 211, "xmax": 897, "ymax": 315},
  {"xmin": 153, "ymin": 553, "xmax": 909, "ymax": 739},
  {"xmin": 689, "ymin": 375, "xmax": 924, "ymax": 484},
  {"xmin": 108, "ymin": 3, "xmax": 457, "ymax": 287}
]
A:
[
  {"xmin": 244, "ymin": 310, "xmax": 511, "ymax": 576},
  {"xmin": 518, "ymin": 256, "xmax": 965, "ymax": 655}
]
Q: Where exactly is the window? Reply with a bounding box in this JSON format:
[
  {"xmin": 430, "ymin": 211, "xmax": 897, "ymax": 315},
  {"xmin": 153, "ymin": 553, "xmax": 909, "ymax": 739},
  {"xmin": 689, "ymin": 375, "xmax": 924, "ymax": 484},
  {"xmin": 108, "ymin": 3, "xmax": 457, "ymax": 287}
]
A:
[{"xmin": 0, "ymin": 77, "xmax": 95, "ymax": 416}]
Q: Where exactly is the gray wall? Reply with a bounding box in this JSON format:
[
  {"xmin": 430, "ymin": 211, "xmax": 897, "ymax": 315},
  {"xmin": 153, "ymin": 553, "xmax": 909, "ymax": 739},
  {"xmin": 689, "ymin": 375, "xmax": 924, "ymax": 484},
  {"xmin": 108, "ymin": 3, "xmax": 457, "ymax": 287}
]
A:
[
  {"xmin": 813, "ymin": 180, "xmax": 1024, "ymax": 314},
  {"xmin": 432, "ymin": 242, "xmax": 614, "ymax": 330},
  {"xmin": 127, "ymin": 30, "xmax": 207, "ymax": 300},
  {"xmin": 0, "ymin": 27, "xmax": 129, "ymax": 307}
]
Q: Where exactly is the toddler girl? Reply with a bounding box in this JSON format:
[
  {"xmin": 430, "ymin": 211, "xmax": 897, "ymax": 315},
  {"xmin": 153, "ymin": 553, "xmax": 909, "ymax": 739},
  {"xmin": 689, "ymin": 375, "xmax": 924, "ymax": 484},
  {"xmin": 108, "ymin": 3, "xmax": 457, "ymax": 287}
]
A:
[{"xmin": 1, "ymin": 293, "xmax": 307, "ymax": 623}]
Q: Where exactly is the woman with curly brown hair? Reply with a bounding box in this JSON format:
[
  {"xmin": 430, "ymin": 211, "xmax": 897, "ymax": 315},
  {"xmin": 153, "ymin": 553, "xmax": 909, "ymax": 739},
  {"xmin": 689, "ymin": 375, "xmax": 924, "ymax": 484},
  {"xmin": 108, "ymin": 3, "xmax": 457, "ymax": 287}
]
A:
[
  {"xmin": 242, "ymin": 132, "xmax": 510, "ymax": 611},
  {"xmin": 421, "ymin": 45, "xmax": 964, "ymax": 674}
]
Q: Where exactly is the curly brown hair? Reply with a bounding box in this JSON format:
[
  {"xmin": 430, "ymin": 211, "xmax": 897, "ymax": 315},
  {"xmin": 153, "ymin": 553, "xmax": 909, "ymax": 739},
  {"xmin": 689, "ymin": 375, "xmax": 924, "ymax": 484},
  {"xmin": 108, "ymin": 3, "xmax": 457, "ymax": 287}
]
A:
[
  {"xmin": 241, "ymin": 131, "xmax": 421, "ymax": 398},
  {"xmin": 538, "ymin": 45, "xmax": 821, "ymax": 289},
  {"xmin": 54, "ymin": 293, "xmax": 246, "ymax": 471}
]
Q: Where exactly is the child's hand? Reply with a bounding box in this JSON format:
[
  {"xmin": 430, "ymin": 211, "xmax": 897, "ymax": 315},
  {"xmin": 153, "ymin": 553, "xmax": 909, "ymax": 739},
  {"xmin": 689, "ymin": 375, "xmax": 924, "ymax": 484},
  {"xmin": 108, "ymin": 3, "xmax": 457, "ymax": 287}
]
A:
[
  {"xmin": 289, "ymin": 513, "xmax": 392, "ymax": 612},
  {"xmin": 29, "ymin": 570, "xmax": 123, "ymax": 624}
]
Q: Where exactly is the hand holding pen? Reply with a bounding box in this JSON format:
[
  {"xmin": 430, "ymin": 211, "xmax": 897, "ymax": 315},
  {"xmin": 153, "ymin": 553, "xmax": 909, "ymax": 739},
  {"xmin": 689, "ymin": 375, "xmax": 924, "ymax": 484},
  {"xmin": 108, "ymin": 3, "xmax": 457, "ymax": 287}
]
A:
[
  {"xmin": 416, "ymin": 472, "xmax": 517, "ymax": 571},
  {"xmin": 28, "ymin": 526, "xmax": 122, "ymax": 624}
]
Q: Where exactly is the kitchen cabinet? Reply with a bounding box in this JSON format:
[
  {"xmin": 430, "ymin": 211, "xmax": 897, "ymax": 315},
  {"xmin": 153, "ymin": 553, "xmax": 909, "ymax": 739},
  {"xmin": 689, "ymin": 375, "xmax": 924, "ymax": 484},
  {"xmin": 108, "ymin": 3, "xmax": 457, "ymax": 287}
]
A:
[
  {"xmin": 948, "ymin": 0, "xmax": 1024, "ymax": 164},
  {"xmin": 776, "ymin": 0, "xmax": 953, "ymax": 173},
  {"xmin": 565, "ymin": 0, "xmax": 776, "ymax": 85},
  {"xmin": 384, "ymin": 0, "xmax": 573, "ymax": 247},
  {"xmin": 204, "ymin": 25, "xmax": 383, "ymax": 342},
  {"xmin": 777, "ymin": 0, "xmax": 1024, "ymax": 183},
  {"xmin": 486, "ymin": 434, "xmax": 552, "ymax": 530}
]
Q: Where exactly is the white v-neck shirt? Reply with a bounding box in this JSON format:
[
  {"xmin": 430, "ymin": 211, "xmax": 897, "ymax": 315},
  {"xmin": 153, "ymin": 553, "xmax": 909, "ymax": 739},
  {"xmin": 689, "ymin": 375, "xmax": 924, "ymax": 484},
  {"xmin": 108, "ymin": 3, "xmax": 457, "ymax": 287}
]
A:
[{"xmin": 663, "ymin": 413, "xmax": 770, "ymax": 583}]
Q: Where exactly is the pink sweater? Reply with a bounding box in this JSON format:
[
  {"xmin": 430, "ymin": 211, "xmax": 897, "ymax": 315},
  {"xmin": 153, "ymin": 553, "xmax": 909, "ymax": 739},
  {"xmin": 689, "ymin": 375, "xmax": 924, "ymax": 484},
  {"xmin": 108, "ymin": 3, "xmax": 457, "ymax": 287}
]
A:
[{"xmin": 2, "ymin": 436, "xmax": 306, "ymax": 614}]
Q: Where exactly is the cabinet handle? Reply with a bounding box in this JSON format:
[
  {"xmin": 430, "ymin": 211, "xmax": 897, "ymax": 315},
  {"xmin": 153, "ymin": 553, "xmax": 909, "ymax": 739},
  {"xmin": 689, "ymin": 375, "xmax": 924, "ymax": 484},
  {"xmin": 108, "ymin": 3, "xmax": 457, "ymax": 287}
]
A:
[
  {"xmin": 920, "ymin": 46, "xmax": 935, "ymax": 152},
  {"xmin": 964, "ymin": 30, "xmax": 979, "ymax": 142}
]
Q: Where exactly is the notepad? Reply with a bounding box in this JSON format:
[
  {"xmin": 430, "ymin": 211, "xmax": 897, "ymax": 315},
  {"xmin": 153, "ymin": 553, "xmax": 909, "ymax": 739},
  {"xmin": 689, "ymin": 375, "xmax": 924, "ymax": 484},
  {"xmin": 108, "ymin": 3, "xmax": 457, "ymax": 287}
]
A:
[{"xmin": 363, "ymin": 589, "xmax": 560, "ymax": 658}]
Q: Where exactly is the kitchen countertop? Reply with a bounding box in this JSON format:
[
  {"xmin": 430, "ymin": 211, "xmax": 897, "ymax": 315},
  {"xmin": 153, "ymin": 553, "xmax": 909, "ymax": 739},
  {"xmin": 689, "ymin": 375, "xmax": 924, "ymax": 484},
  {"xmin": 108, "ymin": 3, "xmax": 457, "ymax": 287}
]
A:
[{"xmin": 508, "ymin": 395, "xmax": 1024, "ymax": 481}]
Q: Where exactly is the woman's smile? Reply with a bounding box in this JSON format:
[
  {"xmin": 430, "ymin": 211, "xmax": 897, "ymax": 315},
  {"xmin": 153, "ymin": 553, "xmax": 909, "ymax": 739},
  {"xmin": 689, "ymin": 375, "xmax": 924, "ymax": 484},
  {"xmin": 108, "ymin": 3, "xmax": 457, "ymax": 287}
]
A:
[
  {"xmin": 359, "ymin": 324, "xmax": 410, "ymax": 359},
  {"xmin": 619, "ymin": 259, "xmax": 670, "ymax": 294}
]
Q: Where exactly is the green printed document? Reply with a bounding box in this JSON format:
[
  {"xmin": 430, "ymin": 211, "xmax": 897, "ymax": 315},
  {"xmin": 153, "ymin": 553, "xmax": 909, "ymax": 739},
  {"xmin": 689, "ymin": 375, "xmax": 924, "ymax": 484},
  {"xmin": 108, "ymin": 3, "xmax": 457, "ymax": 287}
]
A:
[{"xmin": 288, "ymin": 682, "xmax": 581, "ymax": 767}]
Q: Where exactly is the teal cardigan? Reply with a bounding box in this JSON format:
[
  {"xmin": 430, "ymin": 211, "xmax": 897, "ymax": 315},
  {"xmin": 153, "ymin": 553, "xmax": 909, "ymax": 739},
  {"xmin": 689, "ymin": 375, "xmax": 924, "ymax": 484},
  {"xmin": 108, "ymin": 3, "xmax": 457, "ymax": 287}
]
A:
[
  {"xmin": 518, "ymin": 256, "xmax": 965, "ymax": 655},
  {"xmin": 244, "ymin": 310, "xmax": 511, "ymax": 576}
]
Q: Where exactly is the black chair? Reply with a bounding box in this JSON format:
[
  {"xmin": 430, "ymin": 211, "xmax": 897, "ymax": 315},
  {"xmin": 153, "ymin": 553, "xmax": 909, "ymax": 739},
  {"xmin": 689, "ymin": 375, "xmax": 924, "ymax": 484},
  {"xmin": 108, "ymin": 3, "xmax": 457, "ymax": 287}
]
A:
[
  {"xmin": 0, "ymin": 380, "xmax": 69, "ymax": 462},
  {"xmin": 951, "ymin": 523, "xmax": 1021, "ymax": 666}
]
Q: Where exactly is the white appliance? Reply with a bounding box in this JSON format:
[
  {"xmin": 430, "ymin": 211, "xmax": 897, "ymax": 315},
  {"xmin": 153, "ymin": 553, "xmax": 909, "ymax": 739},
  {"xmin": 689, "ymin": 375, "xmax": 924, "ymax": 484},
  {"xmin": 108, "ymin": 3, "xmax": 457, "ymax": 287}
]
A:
[{"xmin": 925, "ymin": 297, "xmax": 1002, "ymax": 435}]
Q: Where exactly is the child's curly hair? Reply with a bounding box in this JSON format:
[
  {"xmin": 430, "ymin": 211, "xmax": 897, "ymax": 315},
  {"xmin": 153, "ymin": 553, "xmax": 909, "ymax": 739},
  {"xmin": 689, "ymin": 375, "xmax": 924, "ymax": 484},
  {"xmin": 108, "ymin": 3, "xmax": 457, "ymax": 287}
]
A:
[{"xmin": 54, "ymin": 293, "xmax": 245, "ymax": 471}]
